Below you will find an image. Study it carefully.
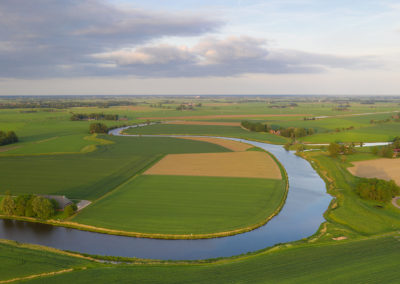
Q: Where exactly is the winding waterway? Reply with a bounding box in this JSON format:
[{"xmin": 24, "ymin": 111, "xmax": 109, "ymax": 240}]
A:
[{"xmin": 0, "ymin": 126, "xmax": 331, "ymax": 260}]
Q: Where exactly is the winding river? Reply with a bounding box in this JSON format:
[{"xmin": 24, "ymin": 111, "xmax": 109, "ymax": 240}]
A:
[{"xmin": 0, "ymin": 126, "xmax": 331, "ymax": 260}]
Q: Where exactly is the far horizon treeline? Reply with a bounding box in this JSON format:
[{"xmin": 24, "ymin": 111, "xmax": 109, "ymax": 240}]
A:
[{"xmin": 0, "ymin": 130, "xmax": 18, "ymax": 146}]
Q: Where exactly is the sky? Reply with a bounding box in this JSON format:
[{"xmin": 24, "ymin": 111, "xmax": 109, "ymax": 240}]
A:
[{"xmin": 0, "ymin": 0, "xmax": 399, "ymax": 95}]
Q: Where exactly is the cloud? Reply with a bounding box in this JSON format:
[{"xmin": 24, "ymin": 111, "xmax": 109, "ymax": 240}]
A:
[
  {"xmin": 0, "ymin": 1, "xmax": 380, "ymax": 79},
  {"xmin": 0, "ymin": 0, "xmax": 221, "ymax": 77},
  {"xmin": 92, "ymin": 36, "xmax": 380, "ymax": 77}
]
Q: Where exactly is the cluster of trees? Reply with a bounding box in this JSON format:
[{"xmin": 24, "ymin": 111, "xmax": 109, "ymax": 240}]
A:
[
  {"xmin": 279, "ymin": 127, "xmax": 314, "ymax": 138},
  {"xmin": 328, "ymin": 142, "xmax": 356, "ymax": 157},
  {"xmin": 0, "ymin": 131, "xmax": 18, "ymax": 146},
  {"xmin": 71, "ymin": 113, "xmax": 119, "ymax": 121},
  {"xmin": 356, "ymin": 178, "xmax": 400, "ymax": 203},
  {"xmin": 176, "ymin": 103, "xmax": 202, "ymax": 110},
  {"xmin": 241, "ymin": 121, "xmax": 315, "ymax": 138},
  {"xmin": 1, "ymin": 193, "xmax": 55, "ymax": 219},
  {"xmin": 89, "ymin": 123, "xmax": 109, "ymax": 134},
  {"xmin": 371, "ymin": 137, "xmax": 400, "ymax": 158}
]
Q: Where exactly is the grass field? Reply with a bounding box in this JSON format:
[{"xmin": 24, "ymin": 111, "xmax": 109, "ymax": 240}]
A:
[
  {"xmin": 304, "ymin": 152, "xmax": 400, "ymax": 234},
  {"xmin": 123, "ymin": 123, "xmax": 288, "ymax": 143},
  {"xmin": 7, "ymin": 234, "xmax": 398, "ymax": 284},
  {"xmin": 0, "ymin": 240, "xmax": 92, "ymax": 282},
  {"xmin": 144, "ymin": 151, "xmax": 282, "ymax": 179},
  {"xmin": 73, "ymin": 175, "xmax": 286, "ymax": 234},
  {"xmin": 0, "ymin": 136, "xmax": 230, "ymax": 200}
]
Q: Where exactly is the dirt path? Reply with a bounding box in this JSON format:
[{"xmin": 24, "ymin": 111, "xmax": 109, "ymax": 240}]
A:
[{"xmin": 392, "ymin": 197, "xmax": 400, "ymax": 209}]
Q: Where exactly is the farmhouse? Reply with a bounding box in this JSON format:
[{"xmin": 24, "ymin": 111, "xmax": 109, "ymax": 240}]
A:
[{"xmin": 41, "ymin": 195, "xmax": 73, "ymax": 210}]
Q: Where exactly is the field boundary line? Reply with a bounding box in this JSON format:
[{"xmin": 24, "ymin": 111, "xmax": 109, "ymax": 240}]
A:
[{"xmin": 0, "ymin": 268, "xmax": 77, "ymax": 283}]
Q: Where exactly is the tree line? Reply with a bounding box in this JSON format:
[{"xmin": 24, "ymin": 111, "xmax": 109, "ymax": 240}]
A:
[
  {"xmin": 241, "ymin": 120, "xmax": 315, "ymax": 138},
  {"xmin": 0, "ymin": 130, "xmax": 18, "ymax": 146},
  {"xmin": 71, "ymin": 113, "xmax": 119, "ymax": 121},
  {"xmin": 0, "ymin": 100, "xmax": 137, "ymax": 109},
  {"xmin": 356, "ymin": 178, "xmax": 400, "ymax": 203}
]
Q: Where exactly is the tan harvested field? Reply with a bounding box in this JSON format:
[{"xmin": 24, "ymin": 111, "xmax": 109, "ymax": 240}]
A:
[
  {"xmin": 144, "ymin": 151, "xmax": 282, "ymax": 179},
  {"xmin": 116, "ymin": 106, "xmax": 153, "ymax": 112},
  {"xmin": 179, "ymin": 137, "xmax": 252, "ymax": 152},
  {"xmin": 138, "ymin": 114, "xmax": 310, "ymax": 120},
  {"xmin": 165, "ymin": 120, "xmax": 241, "ymax": 126},
  {"xmin": 348, "ymin": 158, "xmax": 400, "ymax": 185}
]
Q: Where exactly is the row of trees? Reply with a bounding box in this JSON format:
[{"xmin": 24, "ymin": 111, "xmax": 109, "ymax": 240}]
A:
[
  {"xmin": 1, "ymin": 193, "xmax": 55, "ymax": 219},
  {"xmin": 356, "ymin": 178, "xmax": 400, "ymax": 203},
  {"xmin": 70, "ymin": 113, "xmax": 119, "ymax": 121},
  {"xmin": 241, "ymin": 121, "xmax": 315, "ymax": 138},
  {"xmin": 0, "ymin": 131, "xmax": 18, "ymax": 146}
]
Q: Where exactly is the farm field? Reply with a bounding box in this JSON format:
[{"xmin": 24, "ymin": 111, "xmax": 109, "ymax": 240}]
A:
[
  {"xmin": 73, "ymin": 175, "xmax": 286, "ymax": 234},
  {"xmin": 348, "ymin": 158, "xmax": 400, "ymax": 185},
  {"xmin": 0, "ymin": 136, "xmax": 229, "ymax": 200},
  {"xmin": 123, "ymin": 123, "xmax": 288, "ymax": 143},
  {"xmin": 179, "ymin": 137, "xmax": 252, "ymax": 152},
  {"xmin": 144, "ymin": 151, "xmax": 282, "ymax": 179}
]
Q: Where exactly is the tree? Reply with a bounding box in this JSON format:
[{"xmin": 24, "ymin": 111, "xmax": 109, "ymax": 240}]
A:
[
  {"xmin": 0, "ymin": 191, "xmax": 15, "ymax": 215},
  {"xmin": 64, "ymin": 204, "xmax": 77, "ymax": 217},
  {"xmin": 31, "ymin": 196, "xmax": 55, "ymax": 219},
  {"xmin": 89, "ymin": 123, "xmax": 108, "ymax": 134},
  {"xmin": 328, "ymin": 142, "xmax": 341, "ymax": 157}
]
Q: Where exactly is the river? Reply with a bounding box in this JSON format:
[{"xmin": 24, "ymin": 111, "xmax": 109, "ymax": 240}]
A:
[{"xmin": 0, "ymin": 127, "xmax": 331, "ymax": 260}]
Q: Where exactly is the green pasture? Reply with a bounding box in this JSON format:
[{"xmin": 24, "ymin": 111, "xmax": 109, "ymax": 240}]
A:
[
  {"xmin": 306, "ymin": 152, "xmax": 400, "ymax": 235},
  {"xmin": 0, "ymin": 241, "xmax": 91, "ymax": 282},
  {"xmin": 73, "ymin": 175, "xmax": 285, "ymax": 234},
  {"xmin": 0, "ymin": 137, "xmax": 229, "ymax": 200},
  {"xmin": 19, "ymin": 235, "xmax": 400, "ymax": 284},
  {"xmin": 123, "ymin": 124, "xmax": 288, "ymax": 144}
]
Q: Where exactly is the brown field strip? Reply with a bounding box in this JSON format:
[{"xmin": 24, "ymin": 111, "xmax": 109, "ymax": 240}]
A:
[
  {"xmin": 138, "ymin": 114, "xmax": 311, "ymax": 120},
  {"xmin": 164, "ymin": 120, "xmax": 241, "ymax": 126},
  {"xmin": 348, "ymin": 158, "xmax": 400, "ymax": 185},
  {"xmin": 178, "ymin": 137, "xmax": 252, "ymax": 152},
  {"xmin": 144, "ymin": 151, "xmax": 282, "ymax": 179}
]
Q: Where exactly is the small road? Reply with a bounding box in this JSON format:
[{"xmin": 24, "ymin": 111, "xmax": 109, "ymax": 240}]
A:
[{"xmin": 392, "ymin": 196, "xmax": 400, "ymax": 209}]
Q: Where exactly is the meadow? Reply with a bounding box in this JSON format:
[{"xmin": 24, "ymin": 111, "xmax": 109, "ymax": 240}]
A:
[
  {"xmin": 0, "ymin": 136, "xmax": 229, "ymax": 200},
  {"xmin": 73, "ymin": 175, "xmax": 286, "ymax": 235}
]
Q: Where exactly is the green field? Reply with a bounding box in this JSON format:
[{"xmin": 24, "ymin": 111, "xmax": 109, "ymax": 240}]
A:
[
  {"xmin": 0, "ymin": 241, "xmax": 91, "ymax": 282},
  {"xmin": 0, "ymin": 234, "xmax": 397, "ymax": 284},
  {"xmin": 73, "ymin": 175, "xmax": 286, "ymax": 235},
  {"xmin": 304, "ymin": 152, "xmax": 400, "ymax": 235},
  {"xmin": 0, "ymin": 136, "xmax": 229, "ymax": 200},
  {"xmin": 124, "ymin": 123, "xmax": 288, "ymax": 143}
]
